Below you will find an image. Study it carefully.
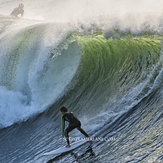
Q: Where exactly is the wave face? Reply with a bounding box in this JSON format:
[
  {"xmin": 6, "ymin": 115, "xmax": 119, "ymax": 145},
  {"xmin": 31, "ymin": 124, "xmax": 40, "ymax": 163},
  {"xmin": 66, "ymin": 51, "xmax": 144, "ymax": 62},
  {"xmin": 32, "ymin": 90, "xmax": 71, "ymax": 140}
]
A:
[
  {"xmin": 0, "ymin": 14, "xmax": 163, "ymax": 163},
  {"xmin": 0, "ymin": 20, "xmax": 82, "ymax": 127}
]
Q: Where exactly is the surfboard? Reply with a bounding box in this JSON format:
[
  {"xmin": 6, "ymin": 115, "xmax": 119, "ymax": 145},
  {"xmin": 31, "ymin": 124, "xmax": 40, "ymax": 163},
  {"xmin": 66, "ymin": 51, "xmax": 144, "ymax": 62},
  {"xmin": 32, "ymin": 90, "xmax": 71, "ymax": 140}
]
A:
[{"xmin": 43, "ymin": 140, "xmax": 89, "ymax": 156}]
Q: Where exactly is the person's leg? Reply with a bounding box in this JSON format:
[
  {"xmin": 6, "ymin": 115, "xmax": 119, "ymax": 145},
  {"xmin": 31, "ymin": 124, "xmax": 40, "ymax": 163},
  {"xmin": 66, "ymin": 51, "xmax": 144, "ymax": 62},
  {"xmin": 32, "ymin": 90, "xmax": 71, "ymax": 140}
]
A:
[
  {"xmin": 65, "ymin": 126, "xmax": 75, "ymax": 147},
  {"xmin": 77, "ymin": 122, "xmax": 89, "ymax": 137},
  {"xmin": 64, "ymin": 130, "xmax": 70, "ymax": 146}
]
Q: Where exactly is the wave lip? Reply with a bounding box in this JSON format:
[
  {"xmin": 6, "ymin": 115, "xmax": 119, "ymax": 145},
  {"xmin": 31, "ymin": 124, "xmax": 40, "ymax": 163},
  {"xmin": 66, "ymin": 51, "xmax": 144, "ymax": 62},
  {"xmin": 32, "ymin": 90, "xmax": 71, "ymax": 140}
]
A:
[{"xmin": 0, "ymin": 24, "xmax": 82, "ymax": 128}]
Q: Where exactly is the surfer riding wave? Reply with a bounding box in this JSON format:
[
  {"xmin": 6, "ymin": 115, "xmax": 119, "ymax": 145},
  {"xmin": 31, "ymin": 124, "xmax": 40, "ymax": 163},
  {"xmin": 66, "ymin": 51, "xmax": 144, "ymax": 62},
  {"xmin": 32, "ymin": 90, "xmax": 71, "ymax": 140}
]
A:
[
  {"xmin": 60, "ymin": 106, "xmax": 89, "ymax": 148},
  {"xmin": 10, "ymin": 3, "xmax": 24, "ymax": 17}
]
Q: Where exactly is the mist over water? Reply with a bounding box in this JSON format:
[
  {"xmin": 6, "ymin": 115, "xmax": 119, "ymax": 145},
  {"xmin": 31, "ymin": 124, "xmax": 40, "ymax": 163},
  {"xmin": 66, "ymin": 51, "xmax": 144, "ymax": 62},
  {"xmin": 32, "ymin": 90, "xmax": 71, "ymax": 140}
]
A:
[
  {"xmin": 1, "ymin": 0, "xmax": 163, "ymax": 38},
  {"xmin": 1, "ymin": 0, "xmax": 163, "ymax": 21}
]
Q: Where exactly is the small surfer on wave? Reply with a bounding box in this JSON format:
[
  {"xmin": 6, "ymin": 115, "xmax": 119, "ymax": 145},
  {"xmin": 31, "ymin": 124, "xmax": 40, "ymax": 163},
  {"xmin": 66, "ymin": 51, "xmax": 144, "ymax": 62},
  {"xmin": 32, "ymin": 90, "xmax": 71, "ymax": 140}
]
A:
[{"xmin": 10, "ymin": 3, "xmax": 24, "ymax": 17}]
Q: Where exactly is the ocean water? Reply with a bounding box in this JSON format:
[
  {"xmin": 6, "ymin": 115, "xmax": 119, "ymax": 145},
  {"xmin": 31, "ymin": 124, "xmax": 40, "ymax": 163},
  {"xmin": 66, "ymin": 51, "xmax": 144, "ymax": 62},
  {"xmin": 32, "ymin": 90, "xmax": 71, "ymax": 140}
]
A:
[{"xmin": 0, "ymin": 0, "xmax": 163, "ymax": 163}]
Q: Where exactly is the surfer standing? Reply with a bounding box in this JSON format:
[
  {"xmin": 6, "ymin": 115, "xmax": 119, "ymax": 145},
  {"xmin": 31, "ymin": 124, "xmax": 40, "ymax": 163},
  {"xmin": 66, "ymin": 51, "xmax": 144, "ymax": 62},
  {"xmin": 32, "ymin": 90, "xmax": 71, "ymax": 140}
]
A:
[
  {"xmin": 10, "ymin": 3, "xmax": 24, "ymax": 17},
  {"xmin": 60, "ymin": 106, "xmax": 89, "ymax": 147}
]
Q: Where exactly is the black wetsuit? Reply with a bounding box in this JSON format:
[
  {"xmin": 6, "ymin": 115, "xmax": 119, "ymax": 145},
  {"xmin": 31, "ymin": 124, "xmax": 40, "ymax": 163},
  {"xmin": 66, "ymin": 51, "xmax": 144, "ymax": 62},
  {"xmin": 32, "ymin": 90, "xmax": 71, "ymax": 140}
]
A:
[{"xmin": 62, "ymin": 112, "xmax": 89, "ymax": 145}]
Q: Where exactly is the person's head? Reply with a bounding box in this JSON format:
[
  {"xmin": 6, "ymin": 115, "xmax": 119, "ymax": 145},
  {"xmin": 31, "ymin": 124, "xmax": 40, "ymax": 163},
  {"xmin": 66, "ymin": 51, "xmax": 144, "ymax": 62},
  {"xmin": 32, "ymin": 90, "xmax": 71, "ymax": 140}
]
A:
[
  {"xmin": 60, "ymin": 106, "xmax": 68, "ymax": 114},
  {"xmin": 19, "ymin": 3, "xmax": 24, "ymax": 8}
]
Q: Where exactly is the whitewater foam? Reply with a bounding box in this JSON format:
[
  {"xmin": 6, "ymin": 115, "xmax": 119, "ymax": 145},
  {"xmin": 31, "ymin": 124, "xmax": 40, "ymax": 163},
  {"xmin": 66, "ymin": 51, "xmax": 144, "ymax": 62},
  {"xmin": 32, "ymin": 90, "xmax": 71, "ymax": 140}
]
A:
[{"xmin": 0, "ymin": 21, "xmax": 82, "ymax": 128}]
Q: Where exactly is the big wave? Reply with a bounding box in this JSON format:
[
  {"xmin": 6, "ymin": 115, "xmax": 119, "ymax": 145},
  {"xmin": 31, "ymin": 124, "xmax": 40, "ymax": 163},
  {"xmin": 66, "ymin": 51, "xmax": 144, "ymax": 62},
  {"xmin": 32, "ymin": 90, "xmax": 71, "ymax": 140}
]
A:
[{"xmin": 0, "ymin": 15, "xmax": 162, "ymax": 129}]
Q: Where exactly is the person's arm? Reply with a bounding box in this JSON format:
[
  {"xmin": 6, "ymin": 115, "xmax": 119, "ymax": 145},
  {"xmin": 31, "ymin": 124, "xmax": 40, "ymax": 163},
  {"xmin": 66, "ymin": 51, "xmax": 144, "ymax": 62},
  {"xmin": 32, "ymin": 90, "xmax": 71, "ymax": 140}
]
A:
[{"xmin": 61, "ymin": 116, "xmax": 65, "ymax": 137}]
